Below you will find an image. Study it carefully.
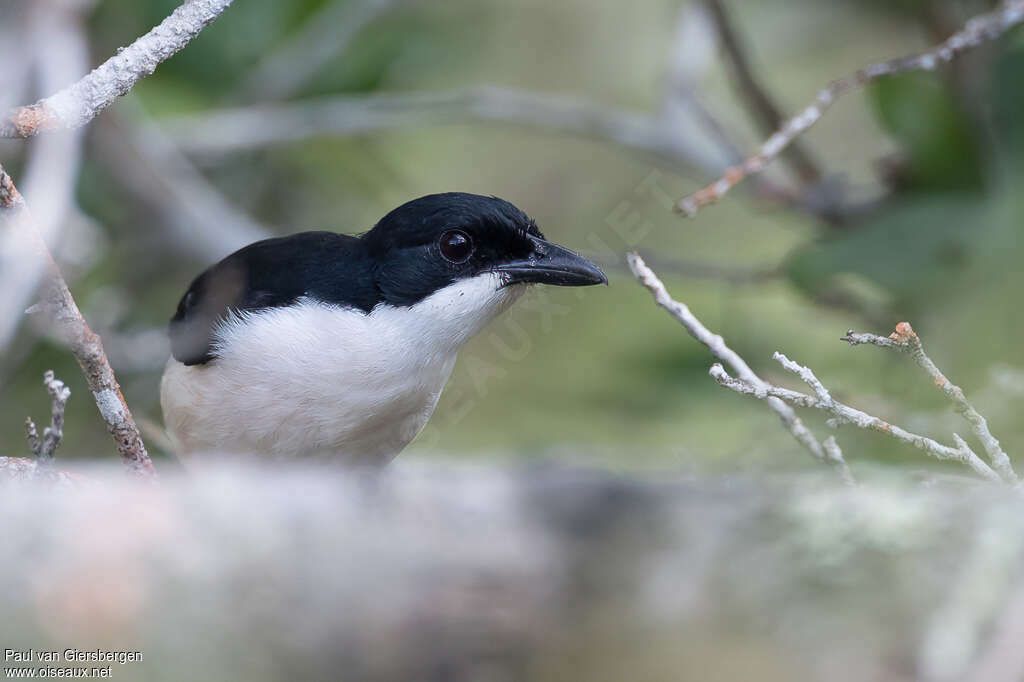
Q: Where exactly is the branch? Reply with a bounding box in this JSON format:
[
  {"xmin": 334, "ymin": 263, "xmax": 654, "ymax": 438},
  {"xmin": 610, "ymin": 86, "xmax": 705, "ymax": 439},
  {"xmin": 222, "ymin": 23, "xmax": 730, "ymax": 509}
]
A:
[
  {"xmin": 710, "ymin": 355, "xmax": 1001, "ymax": 483},
  {"xmin": 0, "ymin": 456, "xmax": 78, "ymax": 486},
  {"xmin": 0, "ymin": 0, "xmax": 234, "ymax": 138},
  {"xmin": 163, "ymin": 86, "xmax": 738, "ymax": 176},
  {"xmin": 701, "ymin": 0, "xmax": 822, "ymax": 185},
  {"xmin": 94, "ymin": 109, "xmax": 272, "ymax": 259},
  {"xmin": 25, "ymin": 370, "xmax": 71, "ymax": 469},
  {"xmin": 843, "ymin": 322, "xmax": 1017, "ymax": 483},
  {"xmin": 237, "ymin": 0, "xmax": 404, "ymax": 101},
  {"xmin": 0, "ymin": 165, "xmax": 155, "ymax": 476},
  {"xmin": 676, "ymin": 0, "xmax": 1024, "ymax": 217},
  {"xmin": 627, "ymin": 252, "xmax": 854, "ymax": 483},
  {"xmin": 0, "ymin": 0, "xmax": 90, "ymax": 350}
]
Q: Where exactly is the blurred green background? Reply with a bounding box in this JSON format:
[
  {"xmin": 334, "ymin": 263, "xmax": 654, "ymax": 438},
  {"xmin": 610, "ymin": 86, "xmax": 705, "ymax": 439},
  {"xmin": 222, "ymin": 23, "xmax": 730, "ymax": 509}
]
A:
[{"xmin": 3, "ymin": 0, "xmax": 1023, "ymax": 477}]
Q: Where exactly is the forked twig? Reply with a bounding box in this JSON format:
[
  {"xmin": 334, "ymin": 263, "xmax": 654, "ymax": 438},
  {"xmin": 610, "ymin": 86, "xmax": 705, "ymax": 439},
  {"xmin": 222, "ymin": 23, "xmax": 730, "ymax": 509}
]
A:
[
  {"xmin": 843, "ymin": 322, "xmax": 1017, "ymax": 483},
  {"xmin": 628, "ymin": 252, "xmax": 854, "ymax": 483}
]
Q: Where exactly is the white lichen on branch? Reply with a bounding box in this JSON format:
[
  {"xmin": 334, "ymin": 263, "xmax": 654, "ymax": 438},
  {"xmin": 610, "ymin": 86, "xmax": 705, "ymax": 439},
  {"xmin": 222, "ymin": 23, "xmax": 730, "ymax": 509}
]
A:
[
  {"xmin": 627, "ymin": 252, "xmax": 854, "ymax": 483},
  {"xmin": 843, "ymin": 322, "xmax": 1017, "ymax": 483},
  {"xmin": 710, "ymin": 353, "xmax": 1003, "ymax": 484},
  {"xmin": 676, "ymin": 0, "xmax": 1024, "ymax": 217},
  {"xmin": 25, "ymin": 370, "xmax": 71, "ymax": 469},
  {"xmin": 0, "ymin": 0, "xmax": 234, "ymax": 138}
]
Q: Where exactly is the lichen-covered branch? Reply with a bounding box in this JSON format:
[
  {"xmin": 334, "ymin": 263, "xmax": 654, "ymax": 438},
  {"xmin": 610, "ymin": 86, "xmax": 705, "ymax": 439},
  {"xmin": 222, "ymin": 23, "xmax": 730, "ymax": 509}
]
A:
[
  {"xmin": 843, "ymin": 322, "xmax": 1017, "ymax": 483},
  {"xmin": 710, "ymin": 355, "xmax": 1001, "ymax": 483},
  {"xmin": 0, "ymin": 0, "xmax": 234, "ymax": 138},
  {"xmin": 25, "ymin": 370, "xmax": 71, "ymax": 469},
  {"xmin": 627, "ymin": 252, "xmax": 854, "ymax": 483},
  {"xmin": 676, "ymin": 0, "xmax": 1024, "ymax": 217},
  {"xmin": 0, "ymin": 165, "xmax": 154, "ymax": 476}
]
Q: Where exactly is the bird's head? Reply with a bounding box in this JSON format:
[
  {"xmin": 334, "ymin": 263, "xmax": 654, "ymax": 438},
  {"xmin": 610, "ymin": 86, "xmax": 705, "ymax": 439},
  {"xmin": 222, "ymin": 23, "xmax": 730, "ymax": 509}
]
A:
[
  {"xmin": 363, "ymin": 192, "xmax": 607, "ymax": 307},
  {"xmin": 168, "ymin": 193, "xmax": 605, "ymax": 365}
]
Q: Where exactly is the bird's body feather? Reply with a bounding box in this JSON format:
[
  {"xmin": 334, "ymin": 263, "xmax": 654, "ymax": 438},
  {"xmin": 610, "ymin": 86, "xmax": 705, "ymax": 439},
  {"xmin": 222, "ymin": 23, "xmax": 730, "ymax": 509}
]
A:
[
  {"xmin": 160, "ymin": 193, "xmax": 603, "ymax": 463},
  {"xmin": 161, "ymin": 274, "xmax": 523, "ymax": 461}
]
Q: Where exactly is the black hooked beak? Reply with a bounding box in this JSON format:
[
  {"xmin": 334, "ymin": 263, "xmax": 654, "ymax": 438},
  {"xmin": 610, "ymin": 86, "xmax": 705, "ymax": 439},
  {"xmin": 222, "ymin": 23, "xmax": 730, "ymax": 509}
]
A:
[{"xmin": 495, "ymin": 235, "xmax": 608, "ymax": 287}]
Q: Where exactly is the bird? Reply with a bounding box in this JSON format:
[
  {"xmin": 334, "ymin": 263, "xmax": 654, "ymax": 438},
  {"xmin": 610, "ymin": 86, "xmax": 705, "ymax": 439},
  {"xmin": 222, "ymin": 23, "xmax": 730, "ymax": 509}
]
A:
[{"xmin": 160, "ymin": 192, "xmax": 607, "ymax": 464}]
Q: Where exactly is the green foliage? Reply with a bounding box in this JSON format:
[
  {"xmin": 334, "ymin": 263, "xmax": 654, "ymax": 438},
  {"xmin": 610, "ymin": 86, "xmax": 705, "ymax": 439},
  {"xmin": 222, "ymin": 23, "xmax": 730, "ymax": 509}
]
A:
[{"xmin": 867, "ymin": 72, "xmax": 982, "ymax": 190}]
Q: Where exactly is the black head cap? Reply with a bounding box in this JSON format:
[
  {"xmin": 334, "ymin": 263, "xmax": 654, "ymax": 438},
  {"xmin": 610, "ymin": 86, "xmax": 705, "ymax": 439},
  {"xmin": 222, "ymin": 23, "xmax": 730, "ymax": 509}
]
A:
[
  {"xmin": 169, "ymin": 193, "xmax": 605, "ymax": 365},
  {"xmin": 364, "ymin": 192, "xmax": 606, "ymax": 306}
]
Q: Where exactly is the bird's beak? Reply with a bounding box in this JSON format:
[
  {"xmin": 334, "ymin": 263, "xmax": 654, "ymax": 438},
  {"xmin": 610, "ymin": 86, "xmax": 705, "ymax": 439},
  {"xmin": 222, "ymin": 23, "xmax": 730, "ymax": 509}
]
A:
[{"xmin": 495, "ymin": 235, "xmax": 608, "ymax": 287}]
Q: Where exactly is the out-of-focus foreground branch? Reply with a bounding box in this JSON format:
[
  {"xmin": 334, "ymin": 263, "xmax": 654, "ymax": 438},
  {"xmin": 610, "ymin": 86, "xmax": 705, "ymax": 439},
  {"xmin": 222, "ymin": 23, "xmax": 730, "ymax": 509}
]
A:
[
  {"xmin": 0, "ymin": 0, "xmax": 234, "ymax": 138},
  {"xmin": 676, "ymin": 0, "xmax": 1024, "ymax": 217},
  {"xmin": 627, "ymin": 252, "xmax": 855, "ymax": 484},
  {"xmin": 0, "ymin": 166, "xmax": 155, "ymax": 477},
  {"xmin": 162, "ymin": 86, "xmax": 727, "ymax": 175}
]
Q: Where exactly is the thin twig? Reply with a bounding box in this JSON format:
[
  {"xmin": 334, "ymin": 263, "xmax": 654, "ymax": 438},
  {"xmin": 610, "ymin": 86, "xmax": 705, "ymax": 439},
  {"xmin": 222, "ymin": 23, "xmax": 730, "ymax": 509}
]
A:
[
  {"xmin": 710, "ymin": 357, "xmax": 1001, "ymax": 483},
  {"xmin": 162, "ymin": 86, "xmax": 725, "ymax": 175},
  {"xmin": 676, "ymin": 0, "xmax": 1024, "ymax": 217},
  {"xmin": 0, "ymin": 165, "xmax": 155, "ymax": 476},
  {"xmin": 236, "ymin": 0, "xmax": 404, "ymax": 101},
  {"xmin": 0, "ymin": 456, "xmax": 78, "ymax": 485},
  {"xmin": 843, "ymin": 322, "xmax": 1018, "ymax": 483},
  {"xmin": 25, "ymin": 418, "xmax": 40, "ymax": 458},
  {"xmin": 627, "ymin": 252, "xmax": 854, "ymax": 483},
  {"xmin": 0, "ymin": 0, "xmax": 235, "ymax": 138},
  {"xmin": 25, "ymin": 370, "xmax": 71, "ymax": 469},
  {"xmin": 701, "ymin": 0, "xmax": 822, "ymax": 185}
]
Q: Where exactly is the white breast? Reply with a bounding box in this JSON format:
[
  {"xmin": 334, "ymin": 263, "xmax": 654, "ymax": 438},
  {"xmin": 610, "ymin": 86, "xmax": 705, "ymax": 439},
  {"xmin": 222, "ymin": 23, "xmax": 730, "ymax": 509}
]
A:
[{"xmin": 161, "ymin": 273, "xmax": 524, "ymax": 463}]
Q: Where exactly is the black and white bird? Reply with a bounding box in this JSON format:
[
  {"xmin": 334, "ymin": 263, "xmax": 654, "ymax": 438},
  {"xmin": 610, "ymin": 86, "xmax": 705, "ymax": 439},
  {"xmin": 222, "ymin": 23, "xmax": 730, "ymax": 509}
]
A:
[{"xmin": 161, "ymin": 192, "xmax": 606, "ymax": 463}]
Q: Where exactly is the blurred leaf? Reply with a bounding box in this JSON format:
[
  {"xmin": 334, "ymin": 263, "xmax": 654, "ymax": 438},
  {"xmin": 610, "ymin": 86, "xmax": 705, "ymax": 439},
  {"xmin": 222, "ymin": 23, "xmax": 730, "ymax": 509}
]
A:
[
  {"xmin": 992, "ymin": 38, "xmax": 1024, "ymax": 166},
  {"xmin": 867, "ymin": 72, "xmax": 983, "ymax": 190},
  {"xmin": 786, "ymin": 195, "xmax": 985, "ymax": 313}
]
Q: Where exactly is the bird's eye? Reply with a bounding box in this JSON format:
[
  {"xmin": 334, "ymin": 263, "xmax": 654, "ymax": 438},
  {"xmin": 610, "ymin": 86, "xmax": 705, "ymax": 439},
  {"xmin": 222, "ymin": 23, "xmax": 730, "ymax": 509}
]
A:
[{"xmin": 439, "ymin": 230, "xmax": 473, "ymax": 264}]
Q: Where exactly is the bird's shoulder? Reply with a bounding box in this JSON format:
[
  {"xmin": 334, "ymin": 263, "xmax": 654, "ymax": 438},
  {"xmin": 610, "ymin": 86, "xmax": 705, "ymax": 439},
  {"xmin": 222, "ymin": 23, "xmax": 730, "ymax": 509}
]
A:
[{"xmin": 169, "ymin": 231, "xmax": 379, "ymax": 366}]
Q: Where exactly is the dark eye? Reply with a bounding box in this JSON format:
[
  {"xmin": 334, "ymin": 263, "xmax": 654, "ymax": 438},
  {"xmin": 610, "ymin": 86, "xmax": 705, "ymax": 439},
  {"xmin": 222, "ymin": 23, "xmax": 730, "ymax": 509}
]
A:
[{"xmin": 439, "ymin": 229, "xmax": 473, "ymax": 264}]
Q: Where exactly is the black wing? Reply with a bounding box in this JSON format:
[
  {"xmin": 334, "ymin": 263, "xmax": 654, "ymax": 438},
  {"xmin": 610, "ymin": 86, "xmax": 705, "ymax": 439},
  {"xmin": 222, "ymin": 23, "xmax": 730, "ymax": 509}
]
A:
[{"xmin": 168, "ymin": 231, "xmax": 378, "ymax": 365}]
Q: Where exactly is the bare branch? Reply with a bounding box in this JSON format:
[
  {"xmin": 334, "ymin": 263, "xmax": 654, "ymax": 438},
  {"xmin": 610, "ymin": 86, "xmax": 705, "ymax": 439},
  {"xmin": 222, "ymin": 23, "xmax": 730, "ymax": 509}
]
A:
[
  {"xmin": 25, "ymin": 370, "xmax": 72, "ymax": 469},
  {"xmin": 94, "ymin": 109, "xmax": 272, "ymax": 259},
  {"xmin": 676, "ymin": 0, "xmax": 1024, "ymax": 217},
  {"xmin": 0, "ymin": 0, "xmax": 90, "ymax": 350},
  {"xmin": 237, "ymin": 0, "xmax": 404, "ymax": 101},
  {"xmin": 162, "ymin": 86, "xmax": 727, "ymax": 175},
  {"xmin": 25, "ymin": 418, "xmax": 40, "ymax": 458},
  {"xmin": 844, "ymin": 322, "xmax": 1018, "ymax": 483},
  {"xmin": 773, "ymin": 352, "xmax": 832, "ymax": 403},
  {"xmin": 627, "ymin": 252, "xmax": 853, "ymax": 482},
  {"xmin": 0, "ymin": 165, "xmax": 155, "ymax": 476},
  {"xmin": 710, "ymin": 359, "xmax": 1001, "ymax": 483},
  {"xmin": 0, "ymin": 0, "xmax": 235, "ymax": 138},
  {"xmin": 841, "ymin": 328, "xmax": 903, "ymax": 349},
  {"xmin": 701, "ymin": 0, "xmax": 822, "ymax": 185}
]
